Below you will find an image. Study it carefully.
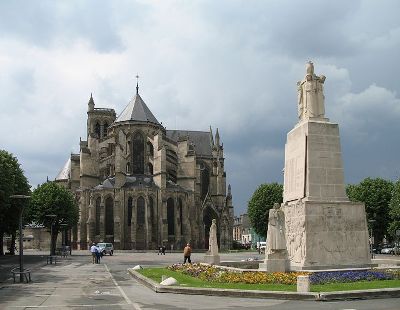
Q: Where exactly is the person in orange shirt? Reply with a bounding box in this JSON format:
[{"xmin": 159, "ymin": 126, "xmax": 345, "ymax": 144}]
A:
[{"xmin": 183, "ymin": 243, "xmax": 192, "ymax": 264}]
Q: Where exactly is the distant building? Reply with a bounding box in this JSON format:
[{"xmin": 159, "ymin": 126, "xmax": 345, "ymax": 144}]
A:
[
  {"xmin": 233, "ymin": 213, "xmax": 251, "ymax": 244},
  {"xmin": 233, "ymin": 213, "xmax": 263, "ymax": 248},
  {"xmin": 55, "ymin": 85, "xmax": 234, "ymax": 250}
]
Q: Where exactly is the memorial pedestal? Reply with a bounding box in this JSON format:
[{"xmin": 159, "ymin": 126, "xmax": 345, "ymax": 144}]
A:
[
  {"xmin": 259, "ymin": 252, "xmax": 289, "ymax": 272},
  {"xmin": 203, "ymin": 254, "xmax": 220, "ymax": 265},
  {"xmin": 282, "ymin": 120, "xmax": 371, "ymax": 270}
]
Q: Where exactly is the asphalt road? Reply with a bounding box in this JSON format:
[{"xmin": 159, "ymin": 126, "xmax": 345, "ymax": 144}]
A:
[{"xmin": 0, "ymin": 251, "xmax": 399, "ymax": 309}]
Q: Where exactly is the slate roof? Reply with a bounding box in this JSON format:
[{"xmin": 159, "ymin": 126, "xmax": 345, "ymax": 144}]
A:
[
  {"xmin": 122, "ymin": 175, "xmax": 158, "ymax": 189},
  {"xmin": 94, "ymin": 177, "xmax": 115, "ymax": 190},
  {"xmin": 166, "ymin": 130, "xmax": 212, "ymax": 156},
  {"xmin": 55, "ymin": 158, "xmax": 71, "ymax": 180},
  {"xmin": 115, "ymin": 93, "xmax": 160, "ymax": 125}
]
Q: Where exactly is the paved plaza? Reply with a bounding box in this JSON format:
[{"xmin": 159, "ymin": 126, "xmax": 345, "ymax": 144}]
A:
[{"xmin": 0, "ymin": 251, "xmax": 400, "ymax": 309}]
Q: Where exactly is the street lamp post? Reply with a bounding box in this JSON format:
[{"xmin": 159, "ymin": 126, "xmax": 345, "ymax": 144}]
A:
[
  {"xmin": 45, "ymin": 214, "xmax": 56, "ymax": 256},
  {"xmin": 10, "ymin": 194, "xmax": 31, "ymax": 283}
]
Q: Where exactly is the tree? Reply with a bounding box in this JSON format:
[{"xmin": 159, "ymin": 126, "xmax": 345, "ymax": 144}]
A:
[
  {"xmin": 0, "ymin": 150, "xmax": 30, "ymax": 255},
  {"xmin": 388, "ymin": 179, "xmax": 400, "ymax": 239},
  {"xmin": 29, "ymin": 182, "xmax": 79, "ymax": 255},
  {"xmin": 346, "ymin": 177, "xmax": 394, "ymax": 244},
  {"xmin": 247, "ymin": 183, "xmax": 283, "ymax": 239}
]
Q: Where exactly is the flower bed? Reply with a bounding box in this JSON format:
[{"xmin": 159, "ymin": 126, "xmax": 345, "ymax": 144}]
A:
[
  {"xmin": 309, "ymin": 270, "xmax": 393, "ymax": 285},
  {"xmin": 167, "ymin": 263, "xmax": 306, "ymax": 285},
  {"xmin": 167, "ymin": 263, "xmax": 400, "ymax": 286}
]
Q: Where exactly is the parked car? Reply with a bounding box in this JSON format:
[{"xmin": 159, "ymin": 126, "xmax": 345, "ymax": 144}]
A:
[
  {"xmin": 98, "ymin": 243, "xmax": 114, "ymax": 255},
  {"xmin": 381, "ymin": 245, "xmax": 395, "ymax": 255},
  {"xmin": 373, "ymin": 245, "xmax": 382, "ymax": 254},
  {"xmin": 258, "ymin": 242, "xmax": 266, "ymax": 253}
]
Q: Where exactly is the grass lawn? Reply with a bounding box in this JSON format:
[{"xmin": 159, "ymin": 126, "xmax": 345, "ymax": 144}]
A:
[{"xmin": 138, "ymin": 267, "xmax": 400, "ymax": 292}]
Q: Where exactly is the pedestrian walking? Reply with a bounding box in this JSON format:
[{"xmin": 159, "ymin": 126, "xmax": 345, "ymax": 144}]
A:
[
  {"xmin": 183, "ymin": 243, "xmax": 192, "ymax": 264},
  {"xmin": 95, "ymin": 243, "xmax": 101, "ymax": 264},
  {"xmin": 90, "ymin": 243, "xmax": 97, "ymax": 264}
]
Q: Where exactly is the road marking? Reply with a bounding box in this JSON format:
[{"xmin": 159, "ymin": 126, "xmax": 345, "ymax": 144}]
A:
[
  {"xmin": 9, "ymin": 303, "xmax": 128, "ymax": 308},
  {"xmin": 104, "ymin": 263, "xmax": 142, "ymax": 310}
]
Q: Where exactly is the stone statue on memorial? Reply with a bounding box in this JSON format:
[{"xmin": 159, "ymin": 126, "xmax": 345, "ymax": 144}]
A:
[
  {"xmin": 208, "ymin": 219, "xmax": 219, "ymax": 255},
  {"xmin": 203, "ymin": 218, "xmax": 220, "ymax": 265},
  {"xmin": 297, "ymin": 61, "xmax": 326, "ymax": 121},
  {"xmin": 266, "ymin": 203, "xmax": 286, "ymax": 254},
  {"xmin": 259, "ymin": 203, "xmax": 288, "ymax": 271}
]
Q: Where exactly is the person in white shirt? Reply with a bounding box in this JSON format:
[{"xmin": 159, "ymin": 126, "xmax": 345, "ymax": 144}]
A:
[{"xmin": 90, "ymin": 243, "xmax": 96, "ymax": 264}]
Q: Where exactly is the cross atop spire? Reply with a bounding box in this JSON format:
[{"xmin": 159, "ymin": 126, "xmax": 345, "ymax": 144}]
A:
[{"xmin": 136, "ymin": 74, "xmax": 140, "ymax": 94}]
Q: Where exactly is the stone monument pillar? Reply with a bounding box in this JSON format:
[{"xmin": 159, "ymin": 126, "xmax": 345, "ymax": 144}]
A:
[
  {"xmin": 282, "ymin": 62, "xmax": 371, "ymax": 270},
  {"xmin": 204, "ymin": 219, "xmax": 221, "ymax": 265},
  {"xmin": 259, "ymin": 203, "xmax": 289, "ymax": 271}
]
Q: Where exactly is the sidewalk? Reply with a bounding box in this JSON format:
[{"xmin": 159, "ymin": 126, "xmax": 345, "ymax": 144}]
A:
[{"xmin": 0, "ymin": 256, "xmax": 131, "ymax": 309}]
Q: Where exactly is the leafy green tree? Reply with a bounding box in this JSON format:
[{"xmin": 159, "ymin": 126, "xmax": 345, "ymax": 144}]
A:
[
  {"xmin": 346, "ymin": 177, "xmax": 394, "ymax": 244},
  {"xmin": 388, "ymin": 179, "xmax": 400, "ymax": 239},
  {"xmin": 247, "ymin": 183, "xmax": 283, "ymax": 239},
  {"xmin": 0, "ymin": 150, "xmax": 30, "ymax": 255},
  {"xmin": 29, "ymin": 182, "xmax": 79, "ymax": 255}
]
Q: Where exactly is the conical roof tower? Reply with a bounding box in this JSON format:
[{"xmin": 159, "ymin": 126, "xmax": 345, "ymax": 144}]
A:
[{"xmin": 115, "ymin": 81, "xmax": 161, "ymax": 126}]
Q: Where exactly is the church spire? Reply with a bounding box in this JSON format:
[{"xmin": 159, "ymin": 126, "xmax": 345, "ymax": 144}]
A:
[
  {"xmin": 88, "ymin": 93, "xmax": 95, "ymax": 112},
  {"xmin": 209, "ymin": 126, "xmax": 215, "ymax": 147},
  {"xmin": 215, "ymin": 128, "xmax": 220, "ymax": 147},
  {"xmin": 136, "ymin": 74, "xmax": 139, "ymax": 94}
]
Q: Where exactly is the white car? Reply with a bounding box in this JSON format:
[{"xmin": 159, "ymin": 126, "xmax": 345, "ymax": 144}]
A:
[
  {"xmin": 381, "ymin": 245, "xmax": 394, "ymax": 254},
  {"xmin": 97, "ymin": 243, "xmax": 114, "ymax": 255},
  {"xmin": 258, "ymin": 242, "xmax": 266, "ymax": 253}
]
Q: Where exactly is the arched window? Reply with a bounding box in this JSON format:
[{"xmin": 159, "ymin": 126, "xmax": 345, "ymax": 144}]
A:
[
  {"xmin": 200, "ymin": 162, "xmax": 210, "ymax": 200},
  {"xmin": 167, "ymin": 198, "xmax": 175, "ymax": 235},
  {"xmin": 132, "ymin": 132, "xmax": 144, "ymax": 174},
  {"xmin": 148, "ymin": 163, "xmax": 153, "ymax": 175},
  {"xmin": 127, "ymin": 197, "xmax": 133, "ymax": 227},
  {"xmin": 137, "ymin": 197, "xmax": 145, "ymax": 225},
  {"xmin": 126, "ymin": 162, "xmax": 131, "ymax": 174},
  {"xmin": 103, "ymin": 122, "xmax": 108, "ymax": 137},
  {"xmin": 147, "ymin": 141, "xmax": 154, "ymax": 157},
  {"xmin": 95, "ymin": 197, "xmax": 101, "ymax": 235},
  {"xmin": 149, "ymin": 197, "xmax": 158, "ymax": 242},
  {"xmin": 179, "ymin": 198, "xmax": 183, "ymax": 235},
  {"xmin": 94, "ymin": 122, "xmax": 101, "ymax": 138},
  {"xmin": 105, "ymin": 197, "xmax": 114, "ymax": 235}
]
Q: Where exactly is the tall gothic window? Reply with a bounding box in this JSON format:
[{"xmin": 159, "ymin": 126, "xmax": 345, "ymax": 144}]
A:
[
  {"xmin": 149, "ymin": 197, "xmax": 157, "ymax": 242},
  {"xmin": 103, "ymin": 122, "xmax": 108, "ymax": 137},
  {"xmin": 200, "ymin": 162, "xmax": 210, "ymax": 200},
  {"xmin": 95, "ymin": 122, "xmax": 101, "ymax": 138},
  {"xmin": 127, "ymin": 197, "xmax": 133, "ymax": 227},
  {"xmin": 167, "ymin": 198, "xmax": 175, "ymax": 235},
  {"xmin": 95, "ymin": 197, "xmax": 101, "ymax": 235},
  {"xmin": 179, "ymin": 198, "xmax": 183, "ymax": 235},
  {"xmin": 147, "ymin": 141, "xmax": 154, "ymax": 157},
  {"xmin": 137, "ymin": 197, "xmax": 145, "ymax": 225},
  {"xmin": 132, "ymin": 132, "xmax": 144, "ymax": 174},
  {"xmin": 105, "ymin": 197, "xmax": 114, "ymax": 235},
  {"xmin": 148, "ymin": 163, "xmax": 153, "ymax": 175}
]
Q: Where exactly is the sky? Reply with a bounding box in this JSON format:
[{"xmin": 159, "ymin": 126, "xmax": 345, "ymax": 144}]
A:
[{"xmin": 1, "ymin": 0, "xmax": 400, "ymax": 216}]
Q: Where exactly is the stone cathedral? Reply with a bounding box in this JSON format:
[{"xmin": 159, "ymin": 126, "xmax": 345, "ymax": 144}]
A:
[{"xmin": 55, "ymin": 84, "xmax": 234, "ymax": 250}]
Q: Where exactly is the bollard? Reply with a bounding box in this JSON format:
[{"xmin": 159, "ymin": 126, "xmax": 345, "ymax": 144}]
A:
[{"xmin": 297, "ymin": 275, "xmax": 310, "ymax": 292}]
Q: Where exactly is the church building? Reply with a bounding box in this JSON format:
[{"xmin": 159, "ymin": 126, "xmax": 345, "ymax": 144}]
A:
[{"xmin": 55, "ymin": 83, "xmax": 234, "ymax": 250}]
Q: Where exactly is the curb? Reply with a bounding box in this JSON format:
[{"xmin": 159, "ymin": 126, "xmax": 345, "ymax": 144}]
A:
[{"xmin": 128, "ymin": 269, "xmax": 400, "ymax": 301}]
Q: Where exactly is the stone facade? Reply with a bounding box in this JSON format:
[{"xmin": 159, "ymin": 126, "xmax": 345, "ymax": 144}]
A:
[{"xmin": 55, "ymin": 87, "xmax": 234, "ymax": 250}]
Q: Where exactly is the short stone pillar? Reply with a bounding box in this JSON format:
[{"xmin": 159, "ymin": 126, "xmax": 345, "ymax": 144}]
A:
[{"xmin": 297, "ymin": 275, "xmax": 310, "ymax": 292}]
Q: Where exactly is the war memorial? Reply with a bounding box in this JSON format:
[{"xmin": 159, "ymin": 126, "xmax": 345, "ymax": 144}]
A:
[{"xmin": 260, "ymin": 61, "xmax": 371, "ymax": 271}]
